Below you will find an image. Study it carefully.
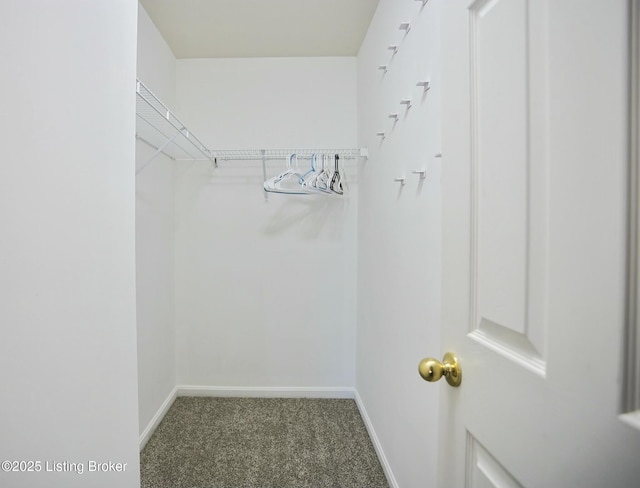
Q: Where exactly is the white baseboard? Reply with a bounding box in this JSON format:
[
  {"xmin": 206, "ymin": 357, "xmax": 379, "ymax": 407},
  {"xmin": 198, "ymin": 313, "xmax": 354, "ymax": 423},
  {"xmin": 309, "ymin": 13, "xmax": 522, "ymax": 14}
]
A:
[
  {"xmin": 139, "ymin": 386, "xmax": 177, "ymax": 451},
  {"xmin": 354, "ymin": 390, "xmax": 398, "ymax": 488},
  {"xmin": 176, "ymin": 385, "xmax": 356, "ymax": 399}
]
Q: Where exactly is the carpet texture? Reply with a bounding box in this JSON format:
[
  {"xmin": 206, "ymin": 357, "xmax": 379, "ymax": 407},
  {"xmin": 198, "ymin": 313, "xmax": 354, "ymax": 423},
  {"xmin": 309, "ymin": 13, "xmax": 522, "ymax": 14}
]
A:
[{"xmin": 140, "ymin": 397, "xmax": 390, "ymax": 488}]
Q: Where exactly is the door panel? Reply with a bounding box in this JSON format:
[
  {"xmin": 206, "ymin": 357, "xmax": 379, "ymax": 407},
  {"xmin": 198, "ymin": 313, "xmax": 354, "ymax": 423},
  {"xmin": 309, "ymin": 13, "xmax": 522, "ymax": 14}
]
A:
[
  {"xmin": 438, "ymin": 0, "xmax": 640, "ymax": 486},
  {"xmin": 473, "ymin": 0, "xmax": 529, "ymax": 339},
  {"xmin": 469, "ymin": 0, "xmax": 549, "ymax": 376},
  {"xmin": 466, "ymin": 433, "xmax": 523, "ymax": 488}
]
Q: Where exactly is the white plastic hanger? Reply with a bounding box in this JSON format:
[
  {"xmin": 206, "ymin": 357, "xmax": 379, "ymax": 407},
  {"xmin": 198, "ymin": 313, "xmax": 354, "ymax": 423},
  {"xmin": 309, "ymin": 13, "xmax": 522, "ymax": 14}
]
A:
[{"xmin": 263, "ymin": 154, "xmax": 308, "ymax": 194}]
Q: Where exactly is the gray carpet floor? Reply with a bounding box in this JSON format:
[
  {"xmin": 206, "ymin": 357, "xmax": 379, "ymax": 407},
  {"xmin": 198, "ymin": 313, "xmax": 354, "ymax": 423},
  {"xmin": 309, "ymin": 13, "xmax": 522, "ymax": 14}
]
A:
[{"xmin": 140, "ymin": 397, "xmax": 390, "ymax": 488}]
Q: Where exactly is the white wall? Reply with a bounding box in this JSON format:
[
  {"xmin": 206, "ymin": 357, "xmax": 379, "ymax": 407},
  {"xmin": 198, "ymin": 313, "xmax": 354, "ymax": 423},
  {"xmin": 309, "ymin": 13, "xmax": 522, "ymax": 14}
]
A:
[
  {"xmin": 135, "ymin": 3, "xmax": 178, "ymax": 442},
  {"xmin": 356, "ymin": 1, "xmax": 442, "ymax": 487},
  {"xmin": 0, "ymin": 1, "xmax": 140, "ymax": 487},
  {"xmin": 173, "ymin": 58, "xmax": 358, "ymax": 389}
]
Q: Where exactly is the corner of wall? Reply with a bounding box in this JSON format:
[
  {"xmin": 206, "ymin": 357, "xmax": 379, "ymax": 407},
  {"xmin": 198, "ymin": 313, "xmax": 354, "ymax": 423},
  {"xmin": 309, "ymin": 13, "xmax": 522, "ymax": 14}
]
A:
[{"xmin": 135, "ymin": 0, "xmax": 179, "ymax": 440}]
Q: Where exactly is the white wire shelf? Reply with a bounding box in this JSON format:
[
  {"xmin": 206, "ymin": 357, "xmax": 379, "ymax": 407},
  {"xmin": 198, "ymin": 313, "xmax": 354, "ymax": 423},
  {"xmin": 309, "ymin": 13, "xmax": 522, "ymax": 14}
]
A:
[
  {"xmin": 213, "ymin": 148, "xmax": 368, "ymax": 161},
  {"xmin": 135, "ymin": 79, "xmax": 367, "ymax": 175},
  {"xmin": 135, "ymin": 79, "xmax": 214, "ymax": 167}
]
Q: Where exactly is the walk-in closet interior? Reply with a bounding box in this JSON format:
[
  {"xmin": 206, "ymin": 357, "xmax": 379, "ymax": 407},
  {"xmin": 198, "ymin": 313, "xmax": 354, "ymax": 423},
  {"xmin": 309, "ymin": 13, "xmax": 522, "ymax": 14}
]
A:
[
  {"xmin": 5, "ymin": 0, "xmax": 640, "ymax": 487},
  {"xmin": 135, "ymin": 1, "xmax": 440, "ymax": 487},
  {"xmin": 3, "ymin": 0, "xmax": 443, "ymax": 483}
]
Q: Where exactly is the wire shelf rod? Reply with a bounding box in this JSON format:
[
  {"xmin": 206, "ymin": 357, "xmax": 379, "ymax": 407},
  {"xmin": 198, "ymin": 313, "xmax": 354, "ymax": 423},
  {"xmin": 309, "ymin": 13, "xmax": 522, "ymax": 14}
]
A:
[{"xmin": 213, "ymin": 148, "xmax": 367, "ymax": 161}]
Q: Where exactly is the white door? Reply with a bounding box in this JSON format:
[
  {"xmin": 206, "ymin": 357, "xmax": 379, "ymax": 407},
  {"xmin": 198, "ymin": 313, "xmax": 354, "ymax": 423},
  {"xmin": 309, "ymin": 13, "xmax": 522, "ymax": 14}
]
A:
[{"xmin": 432, "ymin": 0, "xmax": 640, "ymax": 486}]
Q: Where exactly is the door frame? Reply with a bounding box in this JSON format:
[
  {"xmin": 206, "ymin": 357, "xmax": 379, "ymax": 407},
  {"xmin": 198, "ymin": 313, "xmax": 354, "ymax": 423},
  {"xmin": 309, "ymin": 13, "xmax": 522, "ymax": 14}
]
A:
[{"xmin": 624, "ymin": 0, "xmax": 640, "ymax": 426}]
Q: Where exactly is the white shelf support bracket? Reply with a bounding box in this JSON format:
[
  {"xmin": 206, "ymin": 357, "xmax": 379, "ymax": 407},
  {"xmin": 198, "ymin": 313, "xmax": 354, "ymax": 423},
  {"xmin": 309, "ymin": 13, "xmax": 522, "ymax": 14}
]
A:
[
  {"xmin": 400, "ymin": 98, "xmax": 412, "ymax": 109},
  {"xmin": 136, "ymin": 129, "xmax": 185, "ymax": 176},
  {"xmin": 415, "ymin": 0, "xmax": 429, "ymax": 6},
  {"xmin": 377, "ymin": 131, "xmax": 386, "ymax": 139},
  {"xmin": 399, "ymin": 22, "xmax": 411, "ymax": 33},
  {"xmin": 389, "ymin": 113, "xmax": 399, "ymax": 120},
  {"xmin": 388, "ymin": 45, "xmax": 398, "ymax": 53},
  {"xmin": 394, "ymin": 177, "xmax": 406, "ymax": 186},
  {"xmin": 261, "ymin": 149, "xmax": 268, "ymax": 200},
  {"xmin": 378, "ymin": 64, "xmax": 388, "ymax": 72},
  {"xmin": 417, "ymin": 80, "xmax": 431, "ymax": 91},
  {"xmin": 412, "ymin": 169, "xmax": 427, "ymax": 179},
  {"xmin": 136, "ymin": 78, "xmax": 214, "ymax": 167}
]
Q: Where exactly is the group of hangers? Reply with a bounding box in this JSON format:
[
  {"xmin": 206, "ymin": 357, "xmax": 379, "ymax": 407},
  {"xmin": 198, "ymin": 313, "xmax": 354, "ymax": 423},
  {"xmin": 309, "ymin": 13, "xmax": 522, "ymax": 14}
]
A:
[{"xmin": 263, "ymin": 153, "xmax": 347, "ymax": 195}]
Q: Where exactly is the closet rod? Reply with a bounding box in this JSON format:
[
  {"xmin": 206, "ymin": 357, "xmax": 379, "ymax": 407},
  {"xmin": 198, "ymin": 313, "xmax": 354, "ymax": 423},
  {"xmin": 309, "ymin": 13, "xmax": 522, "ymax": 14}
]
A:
[{"xmin": 214, "ymin": 148, "xmax": 368, "ymax": 162}]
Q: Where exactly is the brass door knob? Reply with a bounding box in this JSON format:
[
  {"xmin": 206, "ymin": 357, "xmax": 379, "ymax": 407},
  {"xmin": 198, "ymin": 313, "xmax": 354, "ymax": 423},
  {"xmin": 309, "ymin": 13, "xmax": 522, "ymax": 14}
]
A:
[{"xmin": 418, "ymin": 352, "xmax": 462, "ymax": 387}]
